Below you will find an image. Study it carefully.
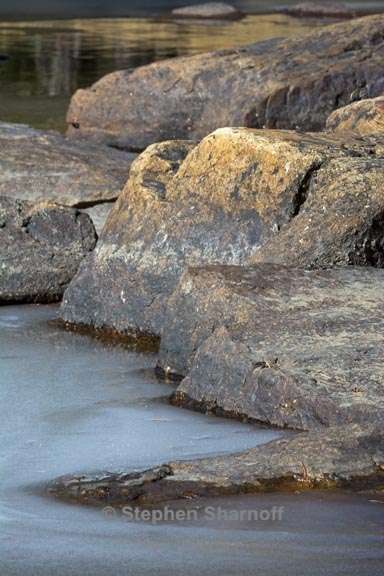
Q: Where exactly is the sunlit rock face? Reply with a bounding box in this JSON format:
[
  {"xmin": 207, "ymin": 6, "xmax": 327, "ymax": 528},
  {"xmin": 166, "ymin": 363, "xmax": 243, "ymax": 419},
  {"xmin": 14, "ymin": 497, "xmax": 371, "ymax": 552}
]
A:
[
  {"xmin": 60, "ymin": 127, "xmax": 384, "ymax": 337},
  {"xmin": 326, "ymin": 96, "xmax": 384, "ymax": 136},
  {"xmin": 66, "ymin": 14, "xmax": 384, "ymax": 150},
  {"xmin": 0, "ymin": 196, "xmax": 97, "ymax": 303}
]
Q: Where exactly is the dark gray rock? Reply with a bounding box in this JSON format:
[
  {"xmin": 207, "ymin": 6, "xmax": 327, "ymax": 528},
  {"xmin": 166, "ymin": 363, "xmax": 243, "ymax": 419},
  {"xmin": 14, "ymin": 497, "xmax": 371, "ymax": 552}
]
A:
[
  {"xmin": 0, "ymin": 122, "xmax": 135, "ymax": 208},
  {"xmin": 66, "ymin": 15, "xmax": 384, "ymax": 150},
  {"xmin": 48, "ymin": 424, "xmax": 384, "ymax": 506},
  {"xmin": 159, "ymin": 264, "xmax": 384, "ymax": 430},
  {"xmin": 0, "ymin": 196, "xmax": 97, "ymax": 303}
]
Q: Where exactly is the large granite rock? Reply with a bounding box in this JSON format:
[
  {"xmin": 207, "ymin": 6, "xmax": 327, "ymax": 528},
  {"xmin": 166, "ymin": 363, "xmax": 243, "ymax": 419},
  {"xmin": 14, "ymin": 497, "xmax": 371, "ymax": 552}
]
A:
[
  {"xmin": 0, "ymin": 196, "xmax": 97, "ymax": 303},
  {"xmin": 61, "ymin": 128, "xmax": 384, "ymax": 337},
  {"xmin": 0, "ymin": 122, "xmax": 135, "ymax": 209},
  {"xmin": 326, "ymin": 96, "xmax": 384, "ymax": 135},
  {"xmin": 48, "ymin": 423, "xmax": 384, "ymax": 506},
  {"xmin": 66, "ymin": 15, "xmax": 384, "ymax": 150},
  {"xmin": 171, "ymin": 2, "xmax": 242, "ymax": 19},
  {"xmin": 159, "ymin": 264, "xmax": 384, "ymax": 430}
]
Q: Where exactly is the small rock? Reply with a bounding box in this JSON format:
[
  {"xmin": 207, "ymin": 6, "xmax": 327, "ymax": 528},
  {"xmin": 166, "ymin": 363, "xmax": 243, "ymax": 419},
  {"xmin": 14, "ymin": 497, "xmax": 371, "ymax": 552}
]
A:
[
  {"xmin": 172, "ymin": 2, "xmax": 242, "ymax": 20},
  {"xmin": 0, "ymin": 196, "xmax": 97, "ymax": 303},
  {"xmin": 326, "ymin": 96, "xmax": 384, "ymax": 135}
]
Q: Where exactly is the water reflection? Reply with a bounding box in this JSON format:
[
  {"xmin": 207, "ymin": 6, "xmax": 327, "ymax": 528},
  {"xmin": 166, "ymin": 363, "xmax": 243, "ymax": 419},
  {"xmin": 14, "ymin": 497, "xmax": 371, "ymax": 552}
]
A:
[{"xmin": 0, "ymin": 15, "xmax": 321, "ymax": 131}]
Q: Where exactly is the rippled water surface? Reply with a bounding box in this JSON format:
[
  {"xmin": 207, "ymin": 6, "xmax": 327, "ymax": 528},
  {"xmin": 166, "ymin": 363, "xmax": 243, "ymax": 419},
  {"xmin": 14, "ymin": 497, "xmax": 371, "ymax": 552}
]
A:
[{"xmin": 0, "ymin": 305, "xmax": 383, "ymax": 576}]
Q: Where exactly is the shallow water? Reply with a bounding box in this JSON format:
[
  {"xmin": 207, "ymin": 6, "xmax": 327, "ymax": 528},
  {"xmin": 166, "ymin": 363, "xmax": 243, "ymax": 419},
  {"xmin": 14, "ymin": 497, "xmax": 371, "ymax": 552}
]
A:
[{"xmin": 0, "ymin": 305, "xmax": 383, "ymax": 575}]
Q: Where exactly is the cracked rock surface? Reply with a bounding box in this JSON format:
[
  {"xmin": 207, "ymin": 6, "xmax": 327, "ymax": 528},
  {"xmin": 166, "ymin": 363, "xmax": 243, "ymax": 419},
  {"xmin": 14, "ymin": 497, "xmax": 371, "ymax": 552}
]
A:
[
  {"xmin": 66, "ymin": 14, "xmax": 384, "ymax": 150},
  {"xmin": 0, "ymin": 196, "xmax": 97, "ymax": 303}
]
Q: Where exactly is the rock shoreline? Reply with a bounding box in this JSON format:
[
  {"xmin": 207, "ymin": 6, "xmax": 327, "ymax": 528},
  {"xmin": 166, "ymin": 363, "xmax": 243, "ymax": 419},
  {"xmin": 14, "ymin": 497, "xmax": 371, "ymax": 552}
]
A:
[
  {"xmin": 1, "ymin": 14, "xmax": 382, "ymax": 507},
  {"xmin": 48, "ymin": 424, "xmax": 384, "ymax": 507}
]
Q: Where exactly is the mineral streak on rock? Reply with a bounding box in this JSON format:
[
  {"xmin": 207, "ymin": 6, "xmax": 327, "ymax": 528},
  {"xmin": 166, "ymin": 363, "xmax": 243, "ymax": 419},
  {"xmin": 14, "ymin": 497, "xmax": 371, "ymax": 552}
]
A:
[
  {"xmin": 0, "ymin": 196, "xmax": 97, "ymax": 303},
  {"xmin": 47, "ymin": 424, "xmax": 384, "ymax": 507},
  {"xmin": 159, "ymin": 264, "xmax": 384, "ymax": 430},
  {"xmin": 66, "ymin": 15, "xmax": 384, "ymax": 150},
  {"xmin": 326, "ymin": 96, "xmax": 384, "ymax": 136}
]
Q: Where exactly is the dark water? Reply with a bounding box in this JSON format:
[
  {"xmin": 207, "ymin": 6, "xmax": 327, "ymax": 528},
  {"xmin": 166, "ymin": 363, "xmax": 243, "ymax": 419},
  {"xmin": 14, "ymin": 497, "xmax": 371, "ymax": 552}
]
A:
[{"xmin": 0, "ymin": 305, "xmax": 383, "ymax": 576}]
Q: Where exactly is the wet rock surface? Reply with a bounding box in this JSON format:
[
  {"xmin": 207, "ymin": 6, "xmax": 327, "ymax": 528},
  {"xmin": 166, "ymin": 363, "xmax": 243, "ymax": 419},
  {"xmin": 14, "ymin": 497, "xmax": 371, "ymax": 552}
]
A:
[
  {"xmin": 159, "ymin": 264, "xmax": 384, "ymax": 430},
  {"xmin": 326, "ymin": 96, "xmax": 384, "ymax": 136},
  {"xmin": 0, "ymin": 122, "xmax": 135, "ymax": 208},
  {"xmin": 171, "ymin": 2, "xmax": 242, "ymax": 20},
  {"xmin": 61, "ymin": 128, "xmax": 384, "ymax": 337},
  {"xmin": 48, "ymin": 424, "xmax": 384, "ymax": 506},
  {"xmin": 0, "ymin": 196, "xmax": 97, "ymax": 303},
  {"xmin": 66, "ymin": 15, "xmax": 384, "ymax": 150}
]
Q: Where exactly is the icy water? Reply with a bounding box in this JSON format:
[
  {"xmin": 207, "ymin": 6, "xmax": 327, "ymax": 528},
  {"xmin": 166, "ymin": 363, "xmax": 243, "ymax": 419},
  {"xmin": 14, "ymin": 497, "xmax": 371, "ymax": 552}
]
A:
[{"xmin": 0, "ymin": 305, "xmax": 383, "ymax": 575}]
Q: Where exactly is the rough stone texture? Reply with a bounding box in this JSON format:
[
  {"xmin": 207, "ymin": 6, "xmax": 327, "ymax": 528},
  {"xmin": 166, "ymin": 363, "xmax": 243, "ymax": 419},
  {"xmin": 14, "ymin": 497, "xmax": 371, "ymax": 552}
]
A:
[
  {"xmin": 171, "ymin": 2, "xmax": 242, "ymax": 19},
  {"xmin": 281, "ymin": 2, "xmax": 353, "ymax": 18},
  {"xmin": 159, "ymin": 265, "xmax": 384, "ymax": 430},
  {"xmin": 0, "ymin": 196, "xmax": 97, "ymax": 303},
  {"xmin": 0, "ymin": 122, "xmax": 135, "ymax": 208},
  {"xmin": 60, "ymin": 128, "xmax": 381, "ymax": 336},
  {"xmin": 252, "ymin": 154, "xmax": 384, "ymax": 268},
  {"xmin": 66, "ymin": 15, "xmax": 384, "ymax": 150},
  {"xmin": 326, "ymin": 96, "xmax": 384, "ymax": 135},
  {"xmin": 48, "ymin": 424, "xmax": 384, "ymax": 507}
]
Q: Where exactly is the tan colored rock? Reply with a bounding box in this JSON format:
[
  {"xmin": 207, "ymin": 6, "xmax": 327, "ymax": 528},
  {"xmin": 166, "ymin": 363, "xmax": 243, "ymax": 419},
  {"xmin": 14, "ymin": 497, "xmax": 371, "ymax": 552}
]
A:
[
  {"xmin": 326, "ymin": 96, "xmax": 384, "ymax": 135},
  {"xmin": 66, "ymin": 15, "xmax": 384, "ymax": 150},
  {"xmin": 61, "ymin": 127, "xmax": 384, "ymax": 337}
]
